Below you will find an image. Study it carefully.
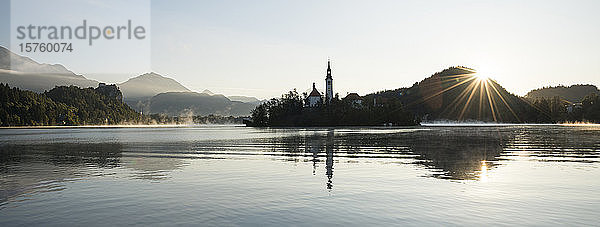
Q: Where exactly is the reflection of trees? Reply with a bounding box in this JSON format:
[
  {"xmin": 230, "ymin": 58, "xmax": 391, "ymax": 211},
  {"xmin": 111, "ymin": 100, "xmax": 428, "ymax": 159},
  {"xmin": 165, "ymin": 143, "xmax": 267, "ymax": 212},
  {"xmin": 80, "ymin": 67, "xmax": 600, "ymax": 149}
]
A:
[
  {"xmin": 120, "ymin": 156, "xmax": 186, "ymax": 181},
  {"xmin": 504, "ymin": 127, "xmax": 600, "ymax": 163},
  {"xmin": 0, "ymin": 142, "xmax": 189, "ymax": 204},
  {"xmin": 0, "ymin": 143, "xmax": 123, "ymax": 204},
  {"xmin": 268, "ymin": 135, "xmax": 305, "ymax": 160},
  {"xmin": 408, "ymin": 129, "xmax": 507, "ymax": 180},
  {"xmin": 326, "ymin": 129, "xmax": 508, "ymax": 180},
  {"xmin": 1, "ymin": 143, "xmax": 122, "ymax": 168},
  {"xmin": 265, "ymin": 127, "xmax": 514, "ymax": 182},
  {"xmin": 270, "ymin": 130, "xmax": 336, "ymax": 189}
]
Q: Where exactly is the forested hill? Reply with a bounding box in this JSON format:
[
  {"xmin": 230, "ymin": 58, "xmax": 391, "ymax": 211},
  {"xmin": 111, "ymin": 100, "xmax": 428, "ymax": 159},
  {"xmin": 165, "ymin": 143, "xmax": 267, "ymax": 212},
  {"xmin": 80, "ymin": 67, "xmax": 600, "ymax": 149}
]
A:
[
  {"xmin": 525, "ymin": 85, "xmax": 599, "ymax": 103},
  {"xmin": 367, "ymin": 67, "xmax": 533, "ymax": 122},
  {"xmin": 0, "ymin": 83, "xmax": 143, "ymax": 126},
  {"xmin": 362, "ymin": 67, "xmax": 600, "ymax": 123}
]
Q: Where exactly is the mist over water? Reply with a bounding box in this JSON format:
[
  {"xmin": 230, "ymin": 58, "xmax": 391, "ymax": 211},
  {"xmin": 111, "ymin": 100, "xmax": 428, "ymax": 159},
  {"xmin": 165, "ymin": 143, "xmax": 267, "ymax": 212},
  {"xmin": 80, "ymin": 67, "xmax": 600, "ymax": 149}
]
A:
[{"xmin": 1, "ymin": 125, "xmax": 599, "ymax": 226}]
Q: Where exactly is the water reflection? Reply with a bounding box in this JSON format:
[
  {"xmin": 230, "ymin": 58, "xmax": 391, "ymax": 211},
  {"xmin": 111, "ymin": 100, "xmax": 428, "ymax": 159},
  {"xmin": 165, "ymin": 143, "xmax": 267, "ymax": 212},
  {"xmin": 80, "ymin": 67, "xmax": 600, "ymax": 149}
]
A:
[
  {"xmin": 325, "ymin": 130, "xmax": 334, "ymax": 190},
  {"xmin": 253, "ymin": 126, "xmax": 600, "ymax": 186},
  {"xmin": 260, "ymin": 127, "xmax": 509, "ymax": 185},
  {"xmin": 0, "ymin": 143, "xmax": 123, "ymax": 205},
  {"xmin": 407, "ymin": 128, "xmax": 508, "ymax": 180},
  {"xmin": 479, "ymin": 161, "xmax": 489, "ymax": 182},
  {"xmin": 1, "ymin": 125, "xmax": 599, "ymax": 205},
  {"xmin": 504, "ymin": 126, "xmax": 600, "ymax": 162},
  {"xmin": 121, "ymin": 156, "xmax": 187, "ymax": 181},
  {"xmin": 0, "ymin": 142, "xmax": 188, "ymax": 205},
  {"xmin": 295, "ymin": 130, "xmax": 335, "ymax": 189}
]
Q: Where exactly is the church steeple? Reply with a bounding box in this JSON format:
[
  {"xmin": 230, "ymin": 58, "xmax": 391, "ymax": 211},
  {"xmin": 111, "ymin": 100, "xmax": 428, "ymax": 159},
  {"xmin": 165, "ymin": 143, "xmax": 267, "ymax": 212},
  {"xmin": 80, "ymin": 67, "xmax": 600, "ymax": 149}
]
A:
[
  {"xmin": 326, "ymin": 60, "xmax": 332, "ymax": 80},
  {"xmin": 325, "ymin": 59, "xmax": 333, "ymax": 103}
]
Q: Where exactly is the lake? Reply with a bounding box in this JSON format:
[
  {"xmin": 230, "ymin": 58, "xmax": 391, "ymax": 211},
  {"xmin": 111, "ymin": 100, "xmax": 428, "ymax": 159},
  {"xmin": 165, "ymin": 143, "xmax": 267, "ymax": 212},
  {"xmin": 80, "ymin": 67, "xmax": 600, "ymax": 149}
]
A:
[{"xmin": 1, "ymin": 125, "xmax": 599, "ymax": 226}]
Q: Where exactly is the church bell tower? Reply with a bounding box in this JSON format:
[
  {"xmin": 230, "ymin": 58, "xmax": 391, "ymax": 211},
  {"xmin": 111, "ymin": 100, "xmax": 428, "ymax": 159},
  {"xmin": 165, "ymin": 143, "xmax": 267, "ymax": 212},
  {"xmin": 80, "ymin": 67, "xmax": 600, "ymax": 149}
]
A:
[{"xmin": 325, "ymin": 60, "xmax": 333, "ymax": 103}]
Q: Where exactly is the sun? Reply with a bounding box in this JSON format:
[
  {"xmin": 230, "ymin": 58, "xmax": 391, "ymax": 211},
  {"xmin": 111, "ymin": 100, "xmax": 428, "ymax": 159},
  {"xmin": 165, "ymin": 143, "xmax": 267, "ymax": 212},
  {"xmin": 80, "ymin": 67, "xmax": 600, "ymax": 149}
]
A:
[
  {"xmin": 475, "ymin": 73, "xmax": 489, "ymax": 81},
  {"xmin": 473, "ymin": 67, "xmax": 493, "ymax": 81}
]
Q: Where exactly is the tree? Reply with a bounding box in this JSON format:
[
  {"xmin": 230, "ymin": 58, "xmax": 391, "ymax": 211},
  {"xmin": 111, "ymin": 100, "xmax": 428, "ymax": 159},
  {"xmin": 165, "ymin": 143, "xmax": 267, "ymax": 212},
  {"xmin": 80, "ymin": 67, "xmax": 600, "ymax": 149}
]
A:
[{"xmin": 249, "ymin": 88, "xmax": 418, "ymax": 127}]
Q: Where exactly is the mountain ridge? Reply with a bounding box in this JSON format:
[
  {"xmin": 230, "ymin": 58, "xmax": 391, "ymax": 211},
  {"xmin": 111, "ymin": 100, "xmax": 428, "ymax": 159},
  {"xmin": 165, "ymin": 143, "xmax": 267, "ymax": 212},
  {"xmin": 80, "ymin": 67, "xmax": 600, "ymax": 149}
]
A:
[
  {"xmin": 0, "ymin": 46, "xmax": 80, "ymax": 76},
  {"xmin": 147, "ymin": 91, "xmax": 255, "ymax": 117},
  {"xmin": 0, "ymin": 47, "xmax": 261, "ymax": 116},
  {"xmin": 525, "ymin": 84, "xmax": 599, "ymax": 103},
  {"xmin": 0, "ymin": 46, "xmax": 99, "ymax": 92},
  {"xmin": 118, "ymin": 72, "xmax": 192, "ymax": 99}
]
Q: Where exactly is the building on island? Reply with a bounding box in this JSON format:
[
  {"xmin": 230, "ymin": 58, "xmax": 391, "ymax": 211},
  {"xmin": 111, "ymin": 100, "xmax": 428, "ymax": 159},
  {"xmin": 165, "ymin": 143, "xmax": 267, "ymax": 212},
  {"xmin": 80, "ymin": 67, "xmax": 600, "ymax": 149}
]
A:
[
  {"xmin": 305, "ymin": 60, "xmax": 361, "ymax": 108},
  {"xmin": 307, "ymin": 82, "xmax": 322, "ymax": 107},
  {"xmin": 343, "ymin": 93, "xmax": 362, "ymax": 107},
  {"xmin": 95, "ymin": 83, "xmax": 123, "ymax": 101},
  {"xmin": 306, "ymin": 60, "xmax": 333, "ymax": 107},
  {"xmin": 566, "ymin": 103, "xmax": 583, "ymax": 113}
]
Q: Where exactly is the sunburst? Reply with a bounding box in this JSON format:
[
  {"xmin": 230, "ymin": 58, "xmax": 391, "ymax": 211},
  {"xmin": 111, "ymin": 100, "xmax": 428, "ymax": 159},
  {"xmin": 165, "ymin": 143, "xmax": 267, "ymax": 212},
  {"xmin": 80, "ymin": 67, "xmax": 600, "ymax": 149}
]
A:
[
  {"xmin": 396, "ymin": 68, "xmax": 535, "ymax": 123},
  {"xmin": 475, "ymin": 73, "xmax": 489, "ymax": 81},
  {"xmin": 418, "ymin": 71, "xmax": 518, "ymax": 122}
]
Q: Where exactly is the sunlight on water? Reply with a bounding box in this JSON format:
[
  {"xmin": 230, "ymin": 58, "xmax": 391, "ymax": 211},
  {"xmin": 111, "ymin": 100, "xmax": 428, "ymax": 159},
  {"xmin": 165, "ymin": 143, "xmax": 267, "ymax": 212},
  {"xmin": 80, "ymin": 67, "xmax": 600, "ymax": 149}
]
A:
[
  {"xmin": 1, "ymin": 125, "xmax": 599, "ymax": 226},
  {"xmin": 479, "ymin": 161, "xmax": 489, "ymax": 182}
]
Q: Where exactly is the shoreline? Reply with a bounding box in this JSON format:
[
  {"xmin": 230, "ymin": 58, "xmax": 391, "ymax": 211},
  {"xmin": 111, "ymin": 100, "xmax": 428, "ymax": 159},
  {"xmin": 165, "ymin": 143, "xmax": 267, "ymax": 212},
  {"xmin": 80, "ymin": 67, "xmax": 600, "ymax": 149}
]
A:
[
  {"xmin": 1, "ymin": 123, "xmax": 599, "ymax": 129},
  {"xmin": 0, "ymin": 124, "xmax": 246, "ymax": 129}
]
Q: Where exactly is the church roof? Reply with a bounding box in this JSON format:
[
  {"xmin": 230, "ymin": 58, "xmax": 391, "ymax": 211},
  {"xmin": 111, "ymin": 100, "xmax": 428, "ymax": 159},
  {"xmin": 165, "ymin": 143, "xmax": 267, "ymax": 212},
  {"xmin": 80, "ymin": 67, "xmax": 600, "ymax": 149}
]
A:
[{"xmin": 309, "ymin": 82, "xmax": 321, "ymax": 97}]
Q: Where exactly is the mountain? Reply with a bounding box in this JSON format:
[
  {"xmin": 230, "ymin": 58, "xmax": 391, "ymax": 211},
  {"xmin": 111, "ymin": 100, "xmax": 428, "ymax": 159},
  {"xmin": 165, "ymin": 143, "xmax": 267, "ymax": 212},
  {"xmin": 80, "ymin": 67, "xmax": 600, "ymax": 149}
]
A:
[
  {"xmin": 117, "ymin": 75, "xmax": 261, "ymax": 116},
  {"xmin": 0, "ymin": 46, "xmax": 98, "ymax": 92},
  {"xmin": 525, "ymin": 85, "xmax": 599, "ymax": 103},
  {"xmin": 228, "ymin": 95, "xmax": 260, "ymax": 103},
  {"xmin": 201, "ymin": 89, "xmax": 214, "ymax": 95},
  {"xmin": 118, "ymin": 72, "xmax": 191, "ymax": 98},
  {"xmin": 147, "ymin": 92, "xmax": 256, "ymax": 116},
  {"xmin": 202, "ymin": 89, "xmax": 262, "ymax": 104},
  {"xmin": 0, "ymin": 46, "xmax": 257, "ymax": 117},
  {"xmin": 0, "ymin": 46, "xmax": 78, "ymax": 75},
  {"xmin": 368, "ymin": 66, "xmax": 535, "ymax": 122}
]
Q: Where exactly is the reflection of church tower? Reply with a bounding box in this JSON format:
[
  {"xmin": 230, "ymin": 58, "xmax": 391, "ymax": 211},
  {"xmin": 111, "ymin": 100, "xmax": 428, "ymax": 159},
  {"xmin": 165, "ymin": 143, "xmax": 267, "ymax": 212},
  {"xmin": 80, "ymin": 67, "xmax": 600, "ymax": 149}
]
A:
[
  {"xmin": 325, "ymin": 130, "xmax": 334, "ymax": 190},
  {"xmin": 325, "ymin": 60, "xmax": 333, "ymax": 103},
  {"xmin": 308, "ymin": 135, "xmax": 320, "ymax": 175}
]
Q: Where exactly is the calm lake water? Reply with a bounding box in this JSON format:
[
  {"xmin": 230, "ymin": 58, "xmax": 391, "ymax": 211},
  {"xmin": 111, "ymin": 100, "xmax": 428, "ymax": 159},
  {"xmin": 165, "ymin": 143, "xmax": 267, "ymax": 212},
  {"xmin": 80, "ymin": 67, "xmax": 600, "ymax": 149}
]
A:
[{"xmin": 1, "ymin": 125, "xmax": 599, "ymax": 226}]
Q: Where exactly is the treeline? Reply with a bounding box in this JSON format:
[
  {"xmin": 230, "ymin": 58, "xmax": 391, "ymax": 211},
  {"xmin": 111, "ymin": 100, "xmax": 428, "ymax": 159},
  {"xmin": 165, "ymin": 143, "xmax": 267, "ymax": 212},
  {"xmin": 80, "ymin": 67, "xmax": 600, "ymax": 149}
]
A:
[
  {"xmin": 0, "ymin": 83, "xmax": 143, "ymax": 126},
  {"xmin": 365, "ymin": 67, "xmax": 600, "ymax": 124},
  {"xmin": 524, "ymin": 93, "xmax": 600, "ymax": 123},
  {"xmin": 0, "ymin": 84, "xmax": 247, "ymax": 126},
  {"xmin": 581, "ymin": 93, "xmax": 600, "ymax": 121},
  {"xmin": 248, "ymin": 65, "xmax": 600, "ymax": 126},
  {"xmin": 154, "ymin": 114, "xmax": 246, "ymax": 124},
  {"xmin": 250, "ymin": 90, "xmax": 418, "ymax": 127},
  {"xmin": 249, "ymin": 88, "xmax": 600, "ymax": 127},
  {"xmin": 1, "ymin": 83, "xmax": 78, "ymax": 126}
]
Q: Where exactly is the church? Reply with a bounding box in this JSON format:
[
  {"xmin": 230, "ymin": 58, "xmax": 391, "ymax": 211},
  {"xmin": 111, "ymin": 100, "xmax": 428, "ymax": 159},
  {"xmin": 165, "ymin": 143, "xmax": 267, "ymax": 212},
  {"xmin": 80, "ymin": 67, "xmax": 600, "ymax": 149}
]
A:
[{"xmin": 306, "ymin": 60, "xmax": 334, "ymax": 107}]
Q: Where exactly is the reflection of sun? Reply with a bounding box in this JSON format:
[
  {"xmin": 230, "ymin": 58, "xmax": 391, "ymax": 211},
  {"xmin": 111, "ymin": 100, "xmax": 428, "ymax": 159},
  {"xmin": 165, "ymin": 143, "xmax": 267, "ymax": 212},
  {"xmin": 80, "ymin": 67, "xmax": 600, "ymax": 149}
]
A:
[{"xmin": 480, "ymin": 160, "xmax": 489, "ymax": 182}]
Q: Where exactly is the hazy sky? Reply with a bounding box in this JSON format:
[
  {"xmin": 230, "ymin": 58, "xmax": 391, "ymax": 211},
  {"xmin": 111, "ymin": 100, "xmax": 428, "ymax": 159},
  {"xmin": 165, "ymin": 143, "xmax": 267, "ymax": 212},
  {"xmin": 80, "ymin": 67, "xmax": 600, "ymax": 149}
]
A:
[{"xmin": 2, "ymin": 0, "xmax": 600, "ymax": 99}]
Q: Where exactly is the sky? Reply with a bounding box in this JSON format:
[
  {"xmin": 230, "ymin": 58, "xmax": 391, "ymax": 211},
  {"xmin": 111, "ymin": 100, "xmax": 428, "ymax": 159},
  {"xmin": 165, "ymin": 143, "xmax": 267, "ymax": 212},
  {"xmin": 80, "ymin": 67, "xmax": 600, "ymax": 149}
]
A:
[{"xmin": 1, "ymin": 0, "xmax": 600, "ymax": 99}]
